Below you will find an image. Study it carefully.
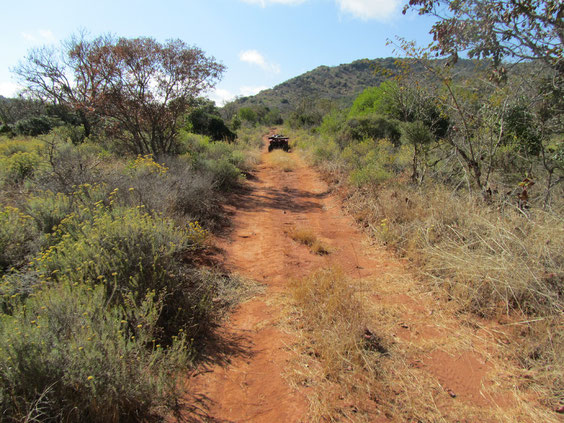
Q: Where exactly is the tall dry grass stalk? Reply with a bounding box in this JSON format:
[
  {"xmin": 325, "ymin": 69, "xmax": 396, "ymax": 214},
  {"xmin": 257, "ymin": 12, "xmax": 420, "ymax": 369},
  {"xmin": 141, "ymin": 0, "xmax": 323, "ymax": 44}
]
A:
[
  {"xmin": 287, "ymin": 267, "xmax": 562, "ymax": 422},
  {"xmin": 286, "ymin": 226, "xmax": 332, "ymax": 255}
]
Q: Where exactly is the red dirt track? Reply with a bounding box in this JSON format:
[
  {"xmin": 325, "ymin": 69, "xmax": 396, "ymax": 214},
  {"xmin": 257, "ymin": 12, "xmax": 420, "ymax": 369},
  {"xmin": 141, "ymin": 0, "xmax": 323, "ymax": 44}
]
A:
[
  {"xmin": 186, "ymin": 133, "xmax": 390, "ymax": 422},
  {"xmin": 183, "ymin": 132, "xmax": 544, "ymax": 422}
]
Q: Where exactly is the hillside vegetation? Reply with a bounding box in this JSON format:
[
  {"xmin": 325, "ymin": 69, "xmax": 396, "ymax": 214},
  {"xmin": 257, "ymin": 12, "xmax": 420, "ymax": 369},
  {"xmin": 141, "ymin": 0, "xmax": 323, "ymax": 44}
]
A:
[{"xmin": 231, "ymin": 58, "xmax": 398, "ymax": 113}]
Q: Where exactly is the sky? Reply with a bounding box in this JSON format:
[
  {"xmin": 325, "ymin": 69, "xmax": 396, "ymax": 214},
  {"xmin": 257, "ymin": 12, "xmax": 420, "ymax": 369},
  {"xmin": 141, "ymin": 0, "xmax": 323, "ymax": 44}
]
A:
[{"xmin": 0, "ymin": 0, "xmax": 437, "ymax": 105}]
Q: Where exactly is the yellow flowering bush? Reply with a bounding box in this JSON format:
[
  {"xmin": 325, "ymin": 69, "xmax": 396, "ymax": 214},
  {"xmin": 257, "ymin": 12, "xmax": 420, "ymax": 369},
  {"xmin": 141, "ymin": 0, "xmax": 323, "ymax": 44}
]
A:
[
  {"xmin": 33, "ymin": 203, "xmax": 210, "ymax": 341},
  {"xmin": 0, "ymin": 281, "xmax": 188, "ymax": 421},
  {"xmin": 127, "ymin": 154, "xmax": 169, "ymax": 175},
  {"xmin": 26, "ymin": 183, "xmax": 107, "ymax": 236},
  {"xmin": 1, "ymin": 151, "xmax": 41, "ymax": 183}
]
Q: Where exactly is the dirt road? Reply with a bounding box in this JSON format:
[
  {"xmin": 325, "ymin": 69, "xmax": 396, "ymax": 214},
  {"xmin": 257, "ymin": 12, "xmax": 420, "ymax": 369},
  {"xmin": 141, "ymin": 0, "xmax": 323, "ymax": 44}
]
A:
[
  {"xmin": 187, "ymin": 134, "xmax": 395, "ymax": 422},
  {"xmin": 186, "ymin": 134, "xmax": 554, "ymax": 422}
]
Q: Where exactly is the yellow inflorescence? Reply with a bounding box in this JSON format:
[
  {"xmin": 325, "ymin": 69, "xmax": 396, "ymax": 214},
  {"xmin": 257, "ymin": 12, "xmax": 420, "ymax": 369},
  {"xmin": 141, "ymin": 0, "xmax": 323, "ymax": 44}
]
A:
[{"xmin": 129, "ymin": 154, "xmax": 169, "ymax": 175}]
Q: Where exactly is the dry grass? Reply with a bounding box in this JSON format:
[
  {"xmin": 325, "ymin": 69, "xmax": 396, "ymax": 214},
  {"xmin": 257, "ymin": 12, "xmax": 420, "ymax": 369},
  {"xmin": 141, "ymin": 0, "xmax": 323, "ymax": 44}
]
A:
[
  {"xmin": 342, "ymin": 182, "xmax": 564, "ymax": 411},
  {"xmin": 286, "ymin": 226, "xmax": 332, "ymax": 255},
  {"xmin": 287, "ymin": 268, "xmax": 387, "ymax": 422},
  {"xmin": 285, "ymin": 267, "xmax": 561, "ymax": 422},
  {"xmin": 266, "ymin": 150, "xmax": 296, "ymax": 172},
  {"xmin": 343, "ymin": 184, "xmax": 564, "ymax": 316}
]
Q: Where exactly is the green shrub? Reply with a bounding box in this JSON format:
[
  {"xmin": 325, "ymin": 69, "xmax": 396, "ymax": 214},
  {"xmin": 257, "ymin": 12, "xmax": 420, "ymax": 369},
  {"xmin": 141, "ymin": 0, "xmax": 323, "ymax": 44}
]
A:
[
  {"xmin": 203, "ymin": 157, "xmax": 243, "ymax": 190},
  {"xmin": 0, "ymin": 138, "xmax": 42, "ymax": 156},
  {"xmin": 236, "ymin": 127, "xmax": 266, "ymax": 150},
  {"xmin": 0, "ymin": 124, "xmax": 14, "ymax": 137},
  {"xmin": 0, "ymin": 206, "xmax": 39, "ymax": 273},
  {"xmin": 238, "ymin": 107, "xmax": 258, "ymax": 125},
  {"xmin": 179, "ymin": 134, "xmax": 247, "ymax": 190},
  {"xmin": 349, "ymin": 164, "xmax": 391, "ymax": 187},
  {"xmin": 34, "ymin": 204, "xmax": 209, "ymax": 341},
  {"xmin": 177, "ymin": 129, "xmax": 261, "ymax": 182},
  {"xmin": 26, "ymin": 184, "xmax": 108, "ymax": 236},
  {"xmin": 312, "ymin": 140, "xmax": 340, "ymax": 165},
  {"xmin": 27, "ymin": 191, "xmax": 74, "ymax": 234},
  {"xmin": 341, "ymin": 114, "xmax": 401, "ymax": 145},
  {"xmin": 319, "ymin": 109, "xmax": 347, "ymax": 136},
  {"xmin": 3, "ymin": 151, "xmax": 40, "ymax": 183},
  {"xmin": 35, "ymin": 139, "xmax": 102, "ymax": 194},
  {"xmin": 187, "ymin": 109, "xmax": 236, "ymax": 141},
  {"xmin": 14, "ymin": 116, "xmax": 58, "ymax": 136},
  {"xmin": 348, "ymin": 82, "xmax": 398, "ymax": 118},
  {"xmin": 0, "ymin": 282, "xmax": 188, "ymax": 422},
  {"xmin": 126, "ymin": 154, "xmax": 169, "ymax": 176},
  {"xmin": 51, "ymin": 124, "xmax": 86, "ymax": 145},
  {"xmin": 108, "ymin": 155, "xmax": 221, "ymax": 226}
]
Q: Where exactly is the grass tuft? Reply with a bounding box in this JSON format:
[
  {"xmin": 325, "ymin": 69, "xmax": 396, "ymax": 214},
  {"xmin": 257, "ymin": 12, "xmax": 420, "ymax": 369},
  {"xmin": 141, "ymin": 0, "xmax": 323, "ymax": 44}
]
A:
[
  {"xmin": 288, "ymin": 268, "xmax": 385, "ymax": 421},
  {"xmin": 266, "ymin": 150, "xmax": 296, "ymax": 172},
  {"xmin": 286, "ymin": 226, "xmax": 331, "ymax": 255}
]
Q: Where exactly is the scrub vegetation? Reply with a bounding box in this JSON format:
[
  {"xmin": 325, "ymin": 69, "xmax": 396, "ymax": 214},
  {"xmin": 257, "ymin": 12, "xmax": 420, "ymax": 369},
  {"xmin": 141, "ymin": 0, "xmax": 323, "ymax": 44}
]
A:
[
  {"xmin": 0, "ymin": 1, "xmax": 562, "ymax": 419},
  {"xmin": 0, "ymin": 33, "xmax": 265, "ymax": 422}
]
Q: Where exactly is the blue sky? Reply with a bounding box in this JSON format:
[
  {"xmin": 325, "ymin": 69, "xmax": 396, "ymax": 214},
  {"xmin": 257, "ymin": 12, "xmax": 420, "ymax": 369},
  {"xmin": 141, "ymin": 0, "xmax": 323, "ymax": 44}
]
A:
[{"xmin": 0, "ymin": 0, "xmax": 436, "ymax": 105}]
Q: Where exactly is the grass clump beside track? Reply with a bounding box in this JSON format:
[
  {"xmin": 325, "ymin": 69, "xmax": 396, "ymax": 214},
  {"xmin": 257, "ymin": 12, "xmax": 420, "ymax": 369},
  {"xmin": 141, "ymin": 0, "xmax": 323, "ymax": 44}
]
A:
[
  {"xmin": 290, "ymin": 124, "xmax": 564, "ymax": 413},
  {"xmin": 266, "ymin": 149, "xmax": 296, "ymax": 172}
]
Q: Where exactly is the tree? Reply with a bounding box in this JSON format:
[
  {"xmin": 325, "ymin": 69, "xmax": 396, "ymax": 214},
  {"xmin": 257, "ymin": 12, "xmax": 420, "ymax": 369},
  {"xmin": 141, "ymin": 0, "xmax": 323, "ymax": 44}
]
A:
[
  {"xmin": 0, "ymin": 97, "xmax": 45, "ymax": 125},
  {"xmin": 404, "ymin": 0, "xmax": 564, "ymax": 77},
  {"xmin": 14, "ymin": 33, "xmax": 225, "ymax": 155},
  {"xmin": 187, "ymin": 99, "xmax": 236, "ymax": 141},
  {"xmin": 348, "ymin": 82, "xmax": 397, "ymax": 118},
  {"xmin": 403, "ymin": 0, "xmax": 563, "ymax": 202},
  {"xmin": 287, "ymin": 98, "xmax": 324, "ymax": 129},
  {"xmin": 350, "ymin": 79, "xmax": 449, "ymax": 182}
]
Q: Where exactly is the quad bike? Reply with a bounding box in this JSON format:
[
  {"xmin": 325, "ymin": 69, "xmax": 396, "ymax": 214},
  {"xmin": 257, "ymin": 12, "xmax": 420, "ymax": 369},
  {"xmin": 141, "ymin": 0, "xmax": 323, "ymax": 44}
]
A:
[{"xmin": 268, "ymin": 134, "xmax": 290, "ymax": 152}]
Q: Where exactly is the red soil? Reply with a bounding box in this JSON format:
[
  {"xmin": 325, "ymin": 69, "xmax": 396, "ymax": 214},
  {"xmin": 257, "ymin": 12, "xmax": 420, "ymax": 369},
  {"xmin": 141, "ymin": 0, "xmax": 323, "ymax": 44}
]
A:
[{"xmin": 183, "ymin": 133, "xmax": 535, "ymax": 422}]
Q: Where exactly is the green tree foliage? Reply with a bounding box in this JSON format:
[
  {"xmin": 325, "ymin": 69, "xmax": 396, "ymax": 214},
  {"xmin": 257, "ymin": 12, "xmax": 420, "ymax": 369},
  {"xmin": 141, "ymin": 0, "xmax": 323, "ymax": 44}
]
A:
[
  {"xmin": 342, "ymin": 114, "xmax": 401, "ymax": 145},
  {"xmin": 288, "ymin": 99, "xmax": 325, "ymax": 129},
  {"xmin": 14, "ymin": 116, "xmax": 57, "ymax": 136},
  {"xmin": 0, "ymin": 97, "xmax": 44, "ymax": 125},
  {"xmin": 348, "ymin": 81, "xmax": 397, "ymax": 117},
  {"xmin": 503, "ymin": 104, "xmax": 542, "ymax": 156},
  {"xmin": 238, "ymin": 107, "xmax": 258, "ymax": 125},
  {"xmin": 232, "ymin": 104, "xmax": 283, "ymax": 127},
  {"xmin": 187, "ymin": 99, "xmax": 235, "ymax": 141},
  {"xmin": 319, "ymin": 108, "xmax": 348, "ymax": 136},
  {"xmin": 263, "ymin": 107, "xmax": 284, "ymax": 125},
  {"xmin": 402, "ymin": 0, "xmax": 563, "ymax": 190}
]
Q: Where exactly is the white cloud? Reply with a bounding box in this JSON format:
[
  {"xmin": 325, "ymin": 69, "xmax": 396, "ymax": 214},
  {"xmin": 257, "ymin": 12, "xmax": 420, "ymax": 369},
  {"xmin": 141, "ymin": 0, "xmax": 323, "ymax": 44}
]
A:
[
  {"xmin": 239, "ymin": 0, "xmax": 400, "ymax": 20},
  {"xmin": 21, "ymin": 29, "xmax": 56, "ymax": 43},
  {"xmin": 239, "ymin": 85, "xmax": 269, "ymax": 96},
  {"xmin": 240, "ymin": 0, "xmax": 306, "ymax": 6},
  {"xmin": 0, "ymin": 82, "xmax": 21, "ymax": 98},
  {"xmin": 208, "ymin": 88, "xmax": 236, "ymax": 106},
  {"xmin": 335, "ymin": 0, "xmax": 401, "ymax": 21},
  {"xmin": 207, "ymin": 85, "xmax": 270, "ymax": 105},
  {"xmin": 239, "ymin": 50, "xmax": 280, "ymax": 73}
]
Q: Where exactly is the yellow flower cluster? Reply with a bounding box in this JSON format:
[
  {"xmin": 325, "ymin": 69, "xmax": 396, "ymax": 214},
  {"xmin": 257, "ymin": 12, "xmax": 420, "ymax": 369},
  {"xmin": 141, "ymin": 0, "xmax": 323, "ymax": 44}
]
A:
[
  {"xmin": 129, "ymin": 154, "xmax": 169, "ymax": 175},
  {"xmin": 0, "ymin": 206, "xmax": 34, "ymax": 232},
  {"xmin": 187, "ymin": 221, "xmax": 207, "ymax": 246}
]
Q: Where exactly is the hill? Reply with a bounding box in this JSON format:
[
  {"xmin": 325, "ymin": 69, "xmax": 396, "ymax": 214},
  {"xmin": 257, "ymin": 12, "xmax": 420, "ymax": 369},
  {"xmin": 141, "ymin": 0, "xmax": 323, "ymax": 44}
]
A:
[{"xmin": 223, "ymin": 57, "xmax": 481, "ymax": 118}]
